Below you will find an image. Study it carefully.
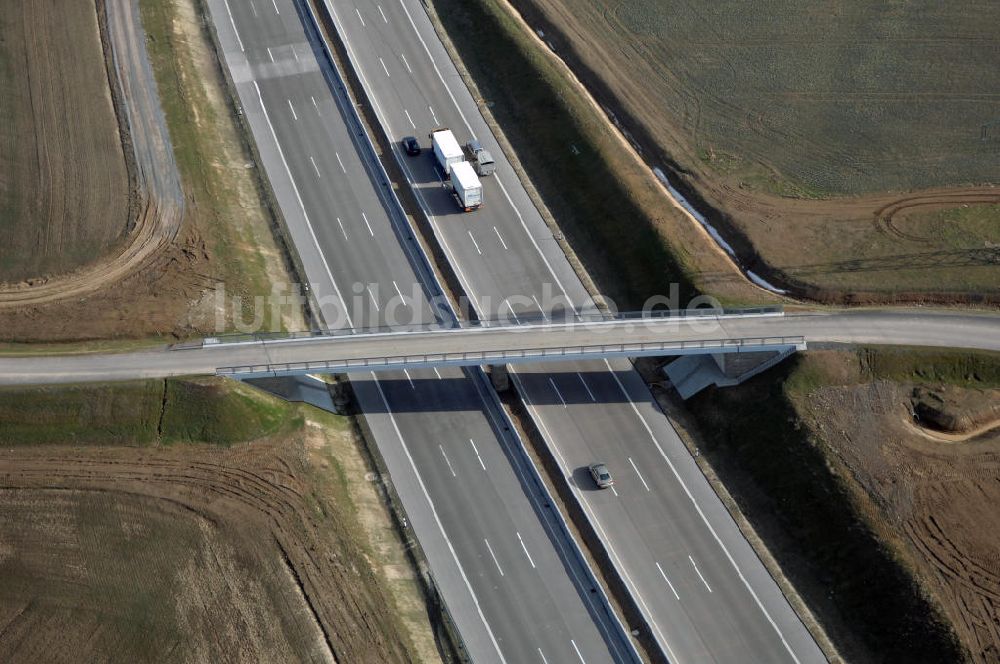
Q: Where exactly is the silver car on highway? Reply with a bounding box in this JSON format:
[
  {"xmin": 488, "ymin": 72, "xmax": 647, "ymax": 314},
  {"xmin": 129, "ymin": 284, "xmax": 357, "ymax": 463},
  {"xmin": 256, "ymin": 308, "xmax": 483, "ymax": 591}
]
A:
[{"xmin": 589, "ymin": 463, "xmax": 614, "ymax": 489}]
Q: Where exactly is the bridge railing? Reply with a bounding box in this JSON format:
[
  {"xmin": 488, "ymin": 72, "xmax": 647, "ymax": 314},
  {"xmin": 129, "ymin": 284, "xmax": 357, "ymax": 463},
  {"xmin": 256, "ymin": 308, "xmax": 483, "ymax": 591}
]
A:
[
  {"xmin": 216, "ymin": 335, "xmax": 805, "ymax": 378},
  {"xmin": 196, "ymin": 305, "xmax": 784, "ymax": 348}
]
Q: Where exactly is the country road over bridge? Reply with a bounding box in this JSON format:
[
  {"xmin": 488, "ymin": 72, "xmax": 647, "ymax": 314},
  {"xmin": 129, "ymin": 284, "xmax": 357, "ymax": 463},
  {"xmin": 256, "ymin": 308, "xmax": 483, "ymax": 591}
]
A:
[{"xmin": 1, "ymin": 310, "xmax": 996, "ymax": 385}]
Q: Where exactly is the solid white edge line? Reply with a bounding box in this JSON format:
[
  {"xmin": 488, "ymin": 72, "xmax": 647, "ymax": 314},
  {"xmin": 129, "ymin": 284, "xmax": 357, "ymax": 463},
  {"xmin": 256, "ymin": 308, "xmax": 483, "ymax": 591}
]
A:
[
  {"xmin": 370, "ymin": 374, "xmax": 507, "ymax": 662},
  {"xmin": 221, "ymin": 0, "xmax": 244, "ymax": 52},
  {"xmin": 603, "ymin": 358, "xmax": 802, "ymax": 663},
  {"xmin": 251, "ymin": 80, "xmax": 353, "ymax": 327}
]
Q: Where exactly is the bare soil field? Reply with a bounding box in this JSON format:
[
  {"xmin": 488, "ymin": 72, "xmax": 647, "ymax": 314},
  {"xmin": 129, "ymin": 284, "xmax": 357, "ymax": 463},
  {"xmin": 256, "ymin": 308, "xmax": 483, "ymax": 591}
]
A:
[
  {"xmin": 0, "ymin": 0, "xmax": 131, "ymax": 283},
  {"xmin": 679, "ymin": 349, "xmax": 1000, "ymax": 662},
  {"xmin": 0, "ymin": 0, "xmax": 304, "ymax": 342},
  {"xmin": 503, "ymin": 0, "xmax": 1000, "ymax": 301},
  {"xmin": 0, "ymin": 379, "xmax": 431, "ymax": 663}
]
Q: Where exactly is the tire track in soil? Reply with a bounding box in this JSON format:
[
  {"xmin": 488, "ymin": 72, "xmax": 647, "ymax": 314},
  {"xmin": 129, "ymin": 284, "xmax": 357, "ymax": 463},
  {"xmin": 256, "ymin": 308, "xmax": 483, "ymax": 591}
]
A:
[
  {"xmin": 873, "ymin": 189, "xmax": 1000, "ymax": 243},
  {"xmin": 0, "ymin": 440, "xmax": 413, "ymax": 663}
]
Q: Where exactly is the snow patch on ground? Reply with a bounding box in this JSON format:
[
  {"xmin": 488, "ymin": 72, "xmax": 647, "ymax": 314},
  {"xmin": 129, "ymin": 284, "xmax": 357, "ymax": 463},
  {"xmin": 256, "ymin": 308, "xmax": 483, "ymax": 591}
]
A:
[
  {"xmin": 653, "ymin": 168, "xmax": 735, "ymax": 257},
  {"xmin": 652, "ymin": 167, "xmax": 789, "ymax": 294},
  {"xmin": 747, "ymin": 271, "xmax": 788, "ymax": 294}
]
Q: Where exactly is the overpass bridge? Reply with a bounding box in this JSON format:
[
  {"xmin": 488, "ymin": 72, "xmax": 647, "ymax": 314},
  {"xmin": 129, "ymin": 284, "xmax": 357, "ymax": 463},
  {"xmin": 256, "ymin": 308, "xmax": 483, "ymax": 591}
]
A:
[
  {"xmin": 0, "ymin": 309, "xmax": 997, "ymax": 385},
  {"xmin": 210, "ymin": 309, "xmax": 803, "ymax": 378}
]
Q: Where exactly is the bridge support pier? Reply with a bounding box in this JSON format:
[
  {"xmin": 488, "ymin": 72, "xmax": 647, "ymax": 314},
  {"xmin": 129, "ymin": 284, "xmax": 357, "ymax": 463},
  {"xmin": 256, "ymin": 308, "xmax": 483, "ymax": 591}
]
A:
[{"xmin": 665, "ymin": 345, "xmax": 802, "ymax": 399}]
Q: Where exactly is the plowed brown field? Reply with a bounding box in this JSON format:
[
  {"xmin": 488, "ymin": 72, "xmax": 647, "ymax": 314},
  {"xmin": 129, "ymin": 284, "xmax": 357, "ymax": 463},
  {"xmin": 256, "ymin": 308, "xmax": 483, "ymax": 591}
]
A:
[
  {"xmin": 0, "ymin": 0, "xmax": 131, "ymax": 284},
  {"xmin": 805, "ymin": 377, "xmax": 1000, "ymax": 663},
  {"xmin": 504, "ymin": 0, "xmax": 1000, "ymax": 301},
  {"xmin": 0, "ymin": 0, "xmax": 304, "ymax": 341},
  {"xmin": 0, "ymin": 426, "xmax": 416, "ymax": 662}
]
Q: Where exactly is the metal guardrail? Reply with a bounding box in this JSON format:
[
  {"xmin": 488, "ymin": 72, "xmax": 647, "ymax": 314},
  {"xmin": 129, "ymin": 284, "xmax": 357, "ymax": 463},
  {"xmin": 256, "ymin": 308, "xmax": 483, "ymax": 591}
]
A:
[
  {"xmin": 197, "ymin": 306, "xmax": 785, "ymax": 347},
  {"xmin": 216, "ymin": 335, "xmax": 805, "ymax": 377}
]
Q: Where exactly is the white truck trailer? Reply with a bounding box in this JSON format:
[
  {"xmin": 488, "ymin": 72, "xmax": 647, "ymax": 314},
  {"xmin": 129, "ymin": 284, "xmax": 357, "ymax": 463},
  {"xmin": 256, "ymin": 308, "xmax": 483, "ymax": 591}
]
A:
[
  {"xmin": 430, "ymin": 128, "xmax": 463, "ymax": 177},
  {"xmin": 450, "ymin": 161, "xmax": 483, "ymax": 211}
]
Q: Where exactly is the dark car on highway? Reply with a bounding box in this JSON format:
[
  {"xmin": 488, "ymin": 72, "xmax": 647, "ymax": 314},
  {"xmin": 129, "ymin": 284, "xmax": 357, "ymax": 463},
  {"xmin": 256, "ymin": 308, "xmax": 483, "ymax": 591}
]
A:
[{"xmin": 402, "ymin": 136, "xmax": 421, "ymax": 156}]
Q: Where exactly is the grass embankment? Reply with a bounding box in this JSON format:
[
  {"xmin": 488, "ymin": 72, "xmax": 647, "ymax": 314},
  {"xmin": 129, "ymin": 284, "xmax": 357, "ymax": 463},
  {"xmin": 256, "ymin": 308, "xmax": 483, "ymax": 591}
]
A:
[
  {"xmin": 428, "ymin": 0, "xmax": 769, "ymax": 308},
  {"xmin": 684, "ymin": 348, "xmax": 999, "ymax": 662},
  {"xmin": 0, "ymin": 380, "xmax": 430, "ymax": 662},
  {"xmin": 0, "ymin": 377, "xmax": 298, "ymax": 446},
  {"xmin": 140, "ymin": 0, "xmax": 302, "ymax": 332}
]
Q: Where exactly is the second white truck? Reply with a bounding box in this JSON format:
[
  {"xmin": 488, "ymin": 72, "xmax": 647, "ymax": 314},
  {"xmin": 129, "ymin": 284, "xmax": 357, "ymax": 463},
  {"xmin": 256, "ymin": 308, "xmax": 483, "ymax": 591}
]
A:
[{"xmin": 449, "ymin": 161, "xmax": 483, "ymax": 211}]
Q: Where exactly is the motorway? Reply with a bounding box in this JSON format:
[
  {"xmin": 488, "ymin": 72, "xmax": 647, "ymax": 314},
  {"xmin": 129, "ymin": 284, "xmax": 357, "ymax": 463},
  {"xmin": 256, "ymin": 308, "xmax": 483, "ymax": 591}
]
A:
[
  {"xmin": 8, "ymin": 1, "xmax": 996, "ymax": 663},
  {"xmin": 201, "ymin": 1, "xmax": 636, "ymax": 662},
  {"xmin": 211, "ymin": 0, "xmax": 999, "ymax": 658}
]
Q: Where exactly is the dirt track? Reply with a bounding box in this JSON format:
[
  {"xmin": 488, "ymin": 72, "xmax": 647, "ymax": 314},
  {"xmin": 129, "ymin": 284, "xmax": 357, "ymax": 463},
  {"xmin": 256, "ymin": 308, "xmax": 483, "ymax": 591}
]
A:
[
  {"xmin": 0, "ymin": 430, "xmax": 414, "ymax": 663},
  {"xmin": 0, "ymin": 0, "xmax": 183, "ymax": 307}
]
